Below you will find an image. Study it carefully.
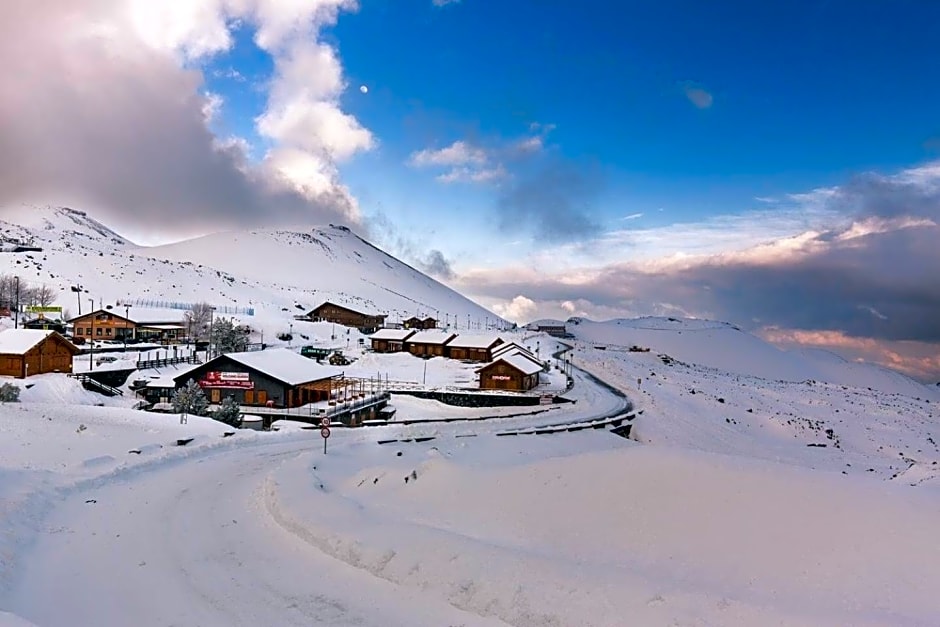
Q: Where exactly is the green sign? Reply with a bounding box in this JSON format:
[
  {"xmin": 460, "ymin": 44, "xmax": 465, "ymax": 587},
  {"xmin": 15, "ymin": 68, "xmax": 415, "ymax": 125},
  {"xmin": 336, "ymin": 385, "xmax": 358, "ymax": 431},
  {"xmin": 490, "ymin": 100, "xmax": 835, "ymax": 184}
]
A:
[{"xmin": 25, "ymin": 306, "xmax": 62, "ymax": 313}]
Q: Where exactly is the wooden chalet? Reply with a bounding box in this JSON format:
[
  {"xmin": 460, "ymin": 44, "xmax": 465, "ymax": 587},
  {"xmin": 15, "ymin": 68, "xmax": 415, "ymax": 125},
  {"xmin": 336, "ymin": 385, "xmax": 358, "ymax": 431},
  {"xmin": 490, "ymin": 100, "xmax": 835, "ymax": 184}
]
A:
[
  {"xmin": 403, "ymin": 316, "xmax": 437, "ymax": 330},
  {"xmin": 305, "ymin": 302, "xmax": 387, "ymax": 333},
  {"xmin": 445, "ymin": 335, "xmax": 504, "ymax": 362},
  {"xmin": 369, "ymin": 328, "xmax": 416, "ymax": 353},
  {"xmin": 69, "ymin": 307, "xmax": 186, "ymax": 343},
  {"xmin": 0, "ymin": 329, "xmax": 80, "ymax": 378},
  {"xmin": 173, "ymin": 348, "xmax": 345, "ymax": 408},
  {"xmin": 476, "ymin": 350, "xmax": 543, "ymax": 391},
  {"xmin": 404, "ymin": 330, "xmax": 457, "ymax": 358}
]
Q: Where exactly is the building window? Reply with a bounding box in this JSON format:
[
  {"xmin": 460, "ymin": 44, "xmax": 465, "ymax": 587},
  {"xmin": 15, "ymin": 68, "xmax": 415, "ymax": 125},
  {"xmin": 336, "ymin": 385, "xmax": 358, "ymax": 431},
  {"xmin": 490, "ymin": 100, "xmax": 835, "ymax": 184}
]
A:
[
  {"xmin": 76, "ymin": 328, "xmax": 83, "ymax": 336},
  {"xmin": 96, "ymin": 327, "xmax": 102, "ymax": 336},
  {"xmin": 86, "ymin": 327, "xmax": 92, "ymax": 335},
  {"xmin": 105, "ymin": 328, "xmax": 112, "ymax": 336}
]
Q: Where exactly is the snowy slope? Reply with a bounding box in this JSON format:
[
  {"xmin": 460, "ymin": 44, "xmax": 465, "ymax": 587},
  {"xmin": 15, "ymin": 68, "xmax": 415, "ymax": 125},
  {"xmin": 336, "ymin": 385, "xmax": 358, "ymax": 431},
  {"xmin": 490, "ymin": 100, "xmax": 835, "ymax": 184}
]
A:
[
  {"xmin": 0, "ymin": 205, "xmax": 504, "ymax": 329},
  {"xmin": 569, "ymin": 316, "xmax": 940, "ymax": 399}
]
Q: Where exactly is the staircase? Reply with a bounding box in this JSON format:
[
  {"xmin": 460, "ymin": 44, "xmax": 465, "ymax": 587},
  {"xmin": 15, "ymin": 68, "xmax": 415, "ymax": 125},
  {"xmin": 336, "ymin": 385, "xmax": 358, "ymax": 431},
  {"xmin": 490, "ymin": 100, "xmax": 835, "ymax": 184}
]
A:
[{"xmin": 70, "ymin": 373, "xmax": 124, "ymax": 397}]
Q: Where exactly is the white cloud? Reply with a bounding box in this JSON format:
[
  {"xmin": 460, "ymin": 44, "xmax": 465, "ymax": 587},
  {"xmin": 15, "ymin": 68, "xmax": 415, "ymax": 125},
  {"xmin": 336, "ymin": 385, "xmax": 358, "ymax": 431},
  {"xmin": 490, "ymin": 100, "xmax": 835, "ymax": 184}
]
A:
[
  {"xmin": 409, "ymin": 140, "xmax": 505, "ymax": 185},
  {"xmin": 0, "ymin": 0, "xmax": 372, "ymax": 237},
  {"xmin": 513, "ymin": 135, "xmax": 544, "ymax": 153},
  {"xmin": 432, "ymin": 0, "xmax": 461, "ymax": 6},
  {"xmin": 682, "ymin": 83, "xmax": 713, "ymax": 109},
  {"xmin": 127, "ymin": 0, "xmax": 233, "ymax": 59},
  {"xmin": 409, "ymin": 141, "xmax": 487, "ymax": 167},
  {"xmin": 491, "ymin": 295, "xmax": 537, "ymax": 323},
  {"xmin": 620, "ymin": 213, "xmax": 643, "ymax": 221},
  {"xmin": 201, "ymin": 91, "xmax": 224, "ymax": 123},
  {"xmin": 437, "ymin": 164, "xmax": 507, "ymax": 184}
]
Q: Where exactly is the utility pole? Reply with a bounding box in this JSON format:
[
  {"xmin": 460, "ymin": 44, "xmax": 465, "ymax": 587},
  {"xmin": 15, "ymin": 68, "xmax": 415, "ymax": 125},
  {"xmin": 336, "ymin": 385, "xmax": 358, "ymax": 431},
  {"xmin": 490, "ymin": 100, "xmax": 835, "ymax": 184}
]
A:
[
  {"xmin": 88, "ymin": 299, "xmax": 95, "ymax": 370},
  {"xmin": 123, "ymin": 304, "xmax": 132, "ymax": 353}
]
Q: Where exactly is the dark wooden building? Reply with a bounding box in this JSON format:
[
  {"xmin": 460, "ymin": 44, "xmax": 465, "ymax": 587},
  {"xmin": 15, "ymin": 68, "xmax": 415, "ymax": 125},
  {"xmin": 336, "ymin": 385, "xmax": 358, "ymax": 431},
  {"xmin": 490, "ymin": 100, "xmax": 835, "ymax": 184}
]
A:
[
  {"xmin": 445, "ymin": 335, "xmax": 504, "ymax": 362},
  {"xmin": 0, "ymin": 329, "xmax": 80, "ymax": 378},
  {"xmin": 305, "ymin": 302, "xmax": 387, "ymax": 333},
  {"xmin": 403, "ymin": 316, "xmax": 437, "ymax": 330},
  {"xmin": 369, "ymin": 328, "xmax": 416, "ymax": 353},
  {"xmin": 22, "ymin": 317, "xmax": 67, "ymax": 334},
  {"xmin": 476, "ymin": 352, "xmax": 543, "ymax": 391},
  {"xmin": 404, "ymin": 330, "xmax": 457, "ymax": 358},
  {"xmin": 527, "ymin": 319, "xmax": 568, "ymax": 337},
  {"xmin": 69, "ymin": 307, "xmax": 186, "ymax": 343},
  {"xmin": 173, "ymin": 348, "xmax": 344, "ymax": 408}
]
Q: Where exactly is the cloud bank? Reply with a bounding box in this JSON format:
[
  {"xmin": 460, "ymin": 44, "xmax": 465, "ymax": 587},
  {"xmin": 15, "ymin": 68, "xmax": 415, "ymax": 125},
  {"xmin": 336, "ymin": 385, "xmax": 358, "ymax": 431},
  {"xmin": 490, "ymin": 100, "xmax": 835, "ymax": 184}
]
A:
[
  {"xmin": 461, "ymin": 162, "xmax": 940, "ymax": 380},
  {"xmin": 0, "ymin": 0, "xmax": 370, "ymax": 241}
]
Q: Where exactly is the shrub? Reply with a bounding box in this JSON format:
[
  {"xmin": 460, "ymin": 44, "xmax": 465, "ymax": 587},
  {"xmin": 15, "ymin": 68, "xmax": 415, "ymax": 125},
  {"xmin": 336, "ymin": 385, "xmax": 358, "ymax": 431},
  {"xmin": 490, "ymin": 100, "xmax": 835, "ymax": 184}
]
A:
[{"xmin": 0, "ymin": 382, "xmax": 21, "ymax": 403}]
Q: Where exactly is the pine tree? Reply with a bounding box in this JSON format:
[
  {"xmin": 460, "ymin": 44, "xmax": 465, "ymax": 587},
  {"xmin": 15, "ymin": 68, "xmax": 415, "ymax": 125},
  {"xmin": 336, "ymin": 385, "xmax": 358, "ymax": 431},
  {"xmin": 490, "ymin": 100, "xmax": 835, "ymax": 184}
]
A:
[
  {"xmin": 213, "ymin": 394, "xmax": 242, "ymax": 427},
  {"xmin": 211, "ymin": 318, "xmax": 249, "ymax": 354},
  {"xmin": 171, "ymin": 379, "xmax": 209, "ymax": 416}
]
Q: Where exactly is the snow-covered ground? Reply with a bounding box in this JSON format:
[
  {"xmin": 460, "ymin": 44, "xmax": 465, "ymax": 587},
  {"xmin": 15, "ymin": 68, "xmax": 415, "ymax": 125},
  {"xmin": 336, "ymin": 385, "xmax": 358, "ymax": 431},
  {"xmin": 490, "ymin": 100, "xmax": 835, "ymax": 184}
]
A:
[
  {"xmin": 2, "ymin": 340, "xmax": 939, "ymax": 625},
  {"xmin": 0, "ymin": 205, "xmax": 938, "ymax": 625}
]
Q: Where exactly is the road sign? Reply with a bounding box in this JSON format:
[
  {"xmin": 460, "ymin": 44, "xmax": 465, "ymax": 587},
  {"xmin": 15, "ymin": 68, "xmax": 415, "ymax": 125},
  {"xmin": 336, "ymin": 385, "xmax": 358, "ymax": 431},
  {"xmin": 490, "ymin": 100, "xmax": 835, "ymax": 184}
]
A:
[
  {"xmin": 320, "ymin": 417, "xmax": 330, "ymax": 428},
  {"xmin": 321, "ymin": 426, "xmax": 330, "ymax": 454}
]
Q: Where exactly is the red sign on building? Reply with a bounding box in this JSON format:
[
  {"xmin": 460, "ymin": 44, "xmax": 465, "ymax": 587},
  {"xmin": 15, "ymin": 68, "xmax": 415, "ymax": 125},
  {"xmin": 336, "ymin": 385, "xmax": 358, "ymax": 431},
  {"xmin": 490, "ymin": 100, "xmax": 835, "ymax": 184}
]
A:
[{"xmin": 198, "ymin": 371, "xmax": 254, "ymax": 389}]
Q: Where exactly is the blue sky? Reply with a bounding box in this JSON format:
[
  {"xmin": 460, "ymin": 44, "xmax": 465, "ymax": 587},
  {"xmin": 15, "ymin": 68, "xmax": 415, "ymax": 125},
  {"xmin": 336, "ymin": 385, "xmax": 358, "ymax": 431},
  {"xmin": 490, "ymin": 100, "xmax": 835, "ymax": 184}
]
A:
[
  {"xmin": 202, "ymin": 0, "xmax": 940, "ymax": 269},
  {"xmin": 5, "ymin": 0, "xmax": 937, "ymax": 377}
]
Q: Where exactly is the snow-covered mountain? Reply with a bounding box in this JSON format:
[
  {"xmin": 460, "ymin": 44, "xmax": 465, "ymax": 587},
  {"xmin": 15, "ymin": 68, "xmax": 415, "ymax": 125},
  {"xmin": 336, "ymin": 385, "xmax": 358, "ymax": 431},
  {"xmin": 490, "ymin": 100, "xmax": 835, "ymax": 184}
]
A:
[{"xmin": 0, "ymin": 205, "xmax": 505, "ymax": 329}]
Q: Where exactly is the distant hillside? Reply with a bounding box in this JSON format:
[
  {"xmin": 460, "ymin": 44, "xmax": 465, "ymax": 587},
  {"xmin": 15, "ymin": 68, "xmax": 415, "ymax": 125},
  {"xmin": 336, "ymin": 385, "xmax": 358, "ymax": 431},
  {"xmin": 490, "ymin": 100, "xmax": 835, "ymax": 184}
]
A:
[
  {"xmin": 570, "ymin": 316, "xmax": 940, "ymax": 400},
  {"xmin": 0, "ymin": 205, "xmax": 506, "ymax": 329}
]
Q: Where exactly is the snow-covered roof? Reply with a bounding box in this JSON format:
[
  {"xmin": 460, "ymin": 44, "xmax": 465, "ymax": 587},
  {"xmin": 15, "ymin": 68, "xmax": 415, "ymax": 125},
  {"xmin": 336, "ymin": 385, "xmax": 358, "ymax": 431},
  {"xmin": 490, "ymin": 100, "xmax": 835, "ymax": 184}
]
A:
[
  {"xmin": 493, "ymin": 342, "xmax": 537, "ymax": 360},
  {"xmin": 0, "ymin": 329, "xmax": 73, "ymax": 355},
  {"xmin": 446, "ymin": 335, "xmax": 504, "ymax": 349},
  {"xmin": 405, "ymin": 330, "xmax": 456, "ymax": 345},
  {"xmin": 369, "ymin": 328, "xmax": 416, "ymax": 341},
  {"xmin": 71, "ymin": 307, "xmax": 185, "ymax": 325},
  {"xmin": 218, "ymin": 348, "xmax": 343, "ymax": 385},
  {"xmin": 138, "ymin": 323, "xmax": 186, "ymax": 330},
  {"xmin": 479, "ymin": 352, "xmax": 543, "ymax": 376}
]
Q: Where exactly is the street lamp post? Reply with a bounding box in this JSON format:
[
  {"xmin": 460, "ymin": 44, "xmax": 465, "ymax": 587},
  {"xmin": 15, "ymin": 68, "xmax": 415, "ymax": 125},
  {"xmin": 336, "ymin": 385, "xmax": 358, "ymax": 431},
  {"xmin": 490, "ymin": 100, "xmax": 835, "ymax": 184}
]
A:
[
  {"xmin": 88, "ymin": 299, "xmax": 95, "ymax": 370},
  {"xmin": 13, "ymin": 276, "xmax": 19, "ymax": 329},
  {"xmin": 208, "ymin": 306, "xmax": 216, "ymax": 359},
  {"xmin": 289, "ymin": 322, "xmax": 293, "ymax": 348}
]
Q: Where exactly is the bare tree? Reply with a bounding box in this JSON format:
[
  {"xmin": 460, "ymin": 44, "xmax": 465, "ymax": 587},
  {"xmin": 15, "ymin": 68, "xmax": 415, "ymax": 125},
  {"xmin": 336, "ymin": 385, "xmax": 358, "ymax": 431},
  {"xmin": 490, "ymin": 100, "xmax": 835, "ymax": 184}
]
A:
[
  {"xmin": 185, "ymin": 302, "xmax": 214, "ymax": 340},
  {"xmin": 33, "ymin": 285, "xmax": 57, "ymax": 307},
  {"xmin": 0, "ymin": 275, "xmax": 15, "ymax": 309}
]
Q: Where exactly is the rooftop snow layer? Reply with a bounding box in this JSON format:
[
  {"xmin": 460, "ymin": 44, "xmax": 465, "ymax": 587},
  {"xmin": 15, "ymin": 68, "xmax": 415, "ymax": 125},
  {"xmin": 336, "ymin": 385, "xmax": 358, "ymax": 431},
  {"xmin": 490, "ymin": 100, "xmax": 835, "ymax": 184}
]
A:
[
  {"xmin": 445, "ymin": 335, "xmax": 504, "ymax": 349},
  {"xmin": 0, "ymin": 329, "xmax": 55, "ymax": 354},
  {"xmin": 405, "ymin": 330, "xmax": 456, "ymax": 345},
  {"xmin": 222, "ymin": 348, "xmax": 344, "ymax": 385}
]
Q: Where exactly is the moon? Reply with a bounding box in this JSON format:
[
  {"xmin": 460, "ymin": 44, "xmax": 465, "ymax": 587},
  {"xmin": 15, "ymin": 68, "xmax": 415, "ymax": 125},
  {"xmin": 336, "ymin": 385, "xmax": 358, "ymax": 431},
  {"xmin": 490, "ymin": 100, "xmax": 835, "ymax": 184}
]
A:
[{"xmin": 359, "ymin": 85, "xmax": 368, "ymax": 94}]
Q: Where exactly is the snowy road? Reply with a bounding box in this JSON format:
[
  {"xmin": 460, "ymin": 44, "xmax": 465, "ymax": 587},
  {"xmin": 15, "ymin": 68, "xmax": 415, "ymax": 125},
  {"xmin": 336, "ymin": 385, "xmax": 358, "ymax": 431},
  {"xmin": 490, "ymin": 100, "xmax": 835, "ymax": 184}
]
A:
[{"xmin": 7, "ymin": 438, "xmax": 507, "ymax": 627}]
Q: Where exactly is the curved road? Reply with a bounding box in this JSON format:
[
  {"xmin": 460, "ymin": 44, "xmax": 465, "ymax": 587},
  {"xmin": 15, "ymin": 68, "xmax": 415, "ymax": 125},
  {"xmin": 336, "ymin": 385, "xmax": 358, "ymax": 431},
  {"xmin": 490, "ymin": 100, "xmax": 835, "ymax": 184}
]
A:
[{"xmin": 7, "ymin": 438, "xmax": 508, "ymax": 627}]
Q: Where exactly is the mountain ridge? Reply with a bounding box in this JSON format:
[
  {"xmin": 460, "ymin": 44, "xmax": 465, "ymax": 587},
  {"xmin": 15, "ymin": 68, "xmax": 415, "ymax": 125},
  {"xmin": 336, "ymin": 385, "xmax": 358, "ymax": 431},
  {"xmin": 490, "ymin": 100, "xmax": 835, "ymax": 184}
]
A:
[{"xmin": 0, "ymin": 204, "xmax": 506, "ymax": 329}]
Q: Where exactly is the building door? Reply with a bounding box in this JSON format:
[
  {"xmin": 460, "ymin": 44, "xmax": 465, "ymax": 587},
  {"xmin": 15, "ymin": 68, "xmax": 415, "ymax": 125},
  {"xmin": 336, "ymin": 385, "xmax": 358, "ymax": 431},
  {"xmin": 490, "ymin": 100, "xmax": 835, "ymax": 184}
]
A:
[
  {"xmin": 210, "ymin": 389, "xmax": 221, "ymax": 403},
  {"xmin": 257, "ymin": 390, "xmax": 268, "ymax": 405},
  {"xmin": 244, "ymin": 390, "xmax": 254, "ymax": 404}
]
